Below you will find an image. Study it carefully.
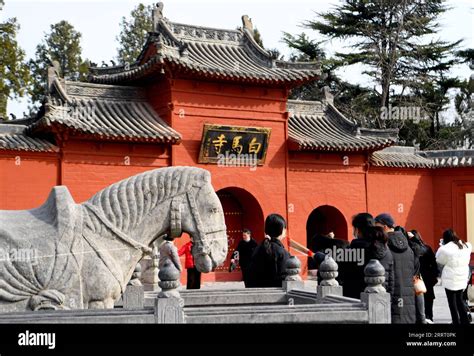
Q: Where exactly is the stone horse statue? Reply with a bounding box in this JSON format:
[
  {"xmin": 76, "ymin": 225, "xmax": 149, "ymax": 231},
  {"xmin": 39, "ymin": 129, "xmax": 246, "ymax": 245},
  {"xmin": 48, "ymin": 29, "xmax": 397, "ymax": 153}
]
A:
[{"xmin": 0, "ymin": 167, "xmax": 227, "ymax": 312}]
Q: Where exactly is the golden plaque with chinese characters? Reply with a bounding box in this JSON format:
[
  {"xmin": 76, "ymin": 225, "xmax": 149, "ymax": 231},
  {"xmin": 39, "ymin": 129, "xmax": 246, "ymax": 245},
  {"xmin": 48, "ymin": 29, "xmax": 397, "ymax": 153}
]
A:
[{"xmin": 198, "ymin": 124, "xmax": 271, "ymax": 165}]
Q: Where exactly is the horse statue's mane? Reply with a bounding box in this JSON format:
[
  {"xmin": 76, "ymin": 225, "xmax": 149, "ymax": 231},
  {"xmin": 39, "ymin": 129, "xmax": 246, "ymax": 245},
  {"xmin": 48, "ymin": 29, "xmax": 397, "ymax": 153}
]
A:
[{"xmin": 85, "ymin": 166, "xmax": 211, "ymax": 233}]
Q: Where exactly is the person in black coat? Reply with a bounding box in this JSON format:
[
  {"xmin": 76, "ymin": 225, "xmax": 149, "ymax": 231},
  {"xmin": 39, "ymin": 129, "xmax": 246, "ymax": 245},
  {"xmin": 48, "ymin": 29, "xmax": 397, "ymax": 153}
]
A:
[
  {"xmin": 375, "ymin": 214, "xmax": 417, "ymax": 324},
  {"xmin": 246, "ymin": 214, "xmax": 290, "ymax": 288},
  {"xmin": 339, "ymin": 213, "xmax": 374, "ymax": 299},
  {"xmin": 366, "ymin": 226, "xmax": 395, "ymax": 296},
  {"xmin": 231, "ymin": 228, "xmax": 258, "ymax": 287},
  {"xmin": 409, "ymin": 230, "xmax": 439, "ymax": 323}
]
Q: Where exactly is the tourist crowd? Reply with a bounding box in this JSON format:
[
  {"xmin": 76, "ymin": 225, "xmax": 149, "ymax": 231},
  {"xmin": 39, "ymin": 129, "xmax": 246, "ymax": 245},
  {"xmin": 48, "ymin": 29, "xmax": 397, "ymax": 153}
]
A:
[{"xmin": 225, "ymin": 212, "xmax": 472, "ymax": 324}]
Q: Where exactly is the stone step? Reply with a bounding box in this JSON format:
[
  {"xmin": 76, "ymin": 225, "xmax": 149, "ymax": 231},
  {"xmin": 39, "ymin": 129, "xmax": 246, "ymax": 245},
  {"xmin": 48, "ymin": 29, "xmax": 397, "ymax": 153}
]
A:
[
  {"xmin": 185, "ymin": 302, "xmax": 365, "ymax": 315},
  {"xmin": 0, "ymin": 308, "xmax": 155, "ymax": 324},
  {"xmin": 184, "ymin": 303, "xmax": 368, "ymax": 324},
  {"xmin": 286, "ymin": 289, "xmax": 363, "ymax": 305},
  {"xmin": 144, "ymin": 288, "xmax": 288, "ymax": 307},
  {"xmin": 179, "ymin": 287, "xmax": 283, "ymax": 295}
]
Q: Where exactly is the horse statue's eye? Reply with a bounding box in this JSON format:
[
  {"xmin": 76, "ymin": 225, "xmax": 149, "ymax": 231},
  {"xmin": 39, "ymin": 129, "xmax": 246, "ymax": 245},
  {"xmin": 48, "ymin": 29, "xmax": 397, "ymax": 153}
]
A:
[{"xmin": 210, "ymin": 207, "xmax": 219, "ymax": 213}]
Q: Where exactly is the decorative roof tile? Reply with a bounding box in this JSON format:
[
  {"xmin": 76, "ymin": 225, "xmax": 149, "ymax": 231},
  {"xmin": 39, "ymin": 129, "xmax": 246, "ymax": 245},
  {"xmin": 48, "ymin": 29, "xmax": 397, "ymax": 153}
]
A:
[
  {"xmin": 29, "ymin": 80, "xmax": 181, "ymax": 143},
  {"xmin": 370, "ymin": 147, "xmax": 474, "ymax": 169},
  {"xmin": 88, "ymin": 11, "xmax": 319, "ymax": 86},
  {"xmin": 0, "ymin": 124, "xmax": 58, "ymax": 152},
  {"xmin": 420, "ymin": 150, "xmax": 474, "ymax": 168},
  {"xmin": 288, "ymin": 100, "xmax": 398, "ymax": 152}
]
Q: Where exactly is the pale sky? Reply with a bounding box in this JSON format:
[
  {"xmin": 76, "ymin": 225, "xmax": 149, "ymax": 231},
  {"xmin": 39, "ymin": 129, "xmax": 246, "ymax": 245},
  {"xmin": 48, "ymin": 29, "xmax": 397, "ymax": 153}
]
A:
[{"xmin": 2, "ymin": 0, "xmax": 473, "ymax": 117}]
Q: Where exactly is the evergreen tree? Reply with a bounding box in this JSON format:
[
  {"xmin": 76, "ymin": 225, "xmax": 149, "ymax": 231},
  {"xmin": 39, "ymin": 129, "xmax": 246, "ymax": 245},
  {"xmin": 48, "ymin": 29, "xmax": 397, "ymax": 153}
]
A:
[
  {"xmin": 453, "ymin": 49, "xmax": 474, "ymax": 148},
  {"xmin": 29, "ymin": 20, "xmax": 86, "ymax": 107},
  {"xmin": 306, "ymin": 0, "xmax": 460, "ymax": 111},
  {"xmin": 116, "ymin": 3, "xmax": 153, "ymax": 65},
  {"xmin": 0, "ymin": 0, "xmax": 30, "ymax": 119}
]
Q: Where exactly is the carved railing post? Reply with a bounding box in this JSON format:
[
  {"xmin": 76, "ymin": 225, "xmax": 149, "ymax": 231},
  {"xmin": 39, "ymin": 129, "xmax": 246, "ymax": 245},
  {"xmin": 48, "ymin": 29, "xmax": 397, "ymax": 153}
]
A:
[
  {"xmin": 141, "ymin": 244, "xmax": 160, "ymax": 291},
  {"xmin": 123, "ymin": 262, "xmax": 144, "ymax": 309},
  {"xmin": 151, "ymin": 245, "xmax": 159, "ymax": 288},
  {"xmin": 155, "ymin": 259, "xmax": 184, "ymax": 323},
  {"xmin": 317, "ymin": 256, "xmax": 342, "ymax": 299},
  {"xmin": 282, "ymin": 256, "xmax": 304, "ymax": 291},
  {"xmin": 360, "ymin": 259, "xmax": 391, "ymax": 324}
]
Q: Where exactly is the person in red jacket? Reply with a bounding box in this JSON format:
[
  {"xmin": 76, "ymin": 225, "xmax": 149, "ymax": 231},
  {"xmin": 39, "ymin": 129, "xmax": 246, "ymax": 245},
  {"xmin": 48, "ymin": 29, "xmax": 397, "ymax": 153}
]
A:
[{"xmin": 178, "ymin": 240, "xmax": 201, "ymax": 289}]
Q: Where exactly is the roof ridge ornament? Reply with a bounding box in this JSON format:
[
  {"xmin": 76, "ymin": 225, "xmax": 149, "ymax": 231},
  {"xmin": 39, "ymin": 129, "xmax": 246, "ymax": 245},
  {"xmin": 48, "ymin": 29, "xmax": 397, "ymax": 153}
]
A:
[
  {"xmin": 322, "ymin": 86, "xmax": 334, "ymax": 105},
  {"xmin": 241, "ymin": 15, "xmax": 253, "ymax": 32},
  {"xmin": 47, "ymin": 60, "xmax": 61, "ymax": 92},
  {"xmin": 152, "ymin": 2, "xmax": 165, "ymax": 31},
  {"xmin": 47, "ymin": 61, "xmax": 73, "ymax": 105}
]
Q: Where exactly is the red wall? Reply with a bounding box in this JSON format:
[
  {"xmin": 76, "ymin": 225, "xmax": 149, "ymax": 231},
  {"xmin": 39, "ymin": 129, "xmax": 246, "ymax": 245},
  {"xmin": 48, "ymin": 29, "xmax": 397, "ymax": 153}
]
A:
[
  {"xmin": 60, "ymin": 139, "xmax": 170, "ymax": 203},
  {"xmin": 432, "ymin": 168, "xmax": 474, "ymax": 243},
  {"xmin": 0, "ymin": 151, "xmax": 59, "ymax": 210},
  {"xmin": 367, "ymin": 167, "xmax": 435, "ymax": 247}
]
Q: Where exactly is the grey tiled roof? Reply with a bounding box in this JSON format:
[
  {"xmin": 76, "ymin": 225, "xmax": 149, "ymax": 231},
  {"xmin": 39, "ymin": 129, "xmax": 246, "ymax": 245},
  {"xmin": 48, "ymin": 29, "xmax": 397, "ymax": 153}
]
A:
[
  {"xmin": 370, "ymin": 146, "xmax": 433, "ymax": 168},
  {"xmin": 29, "ymin": 80, "xmax": 181, "ymax": 143},
  {"xmin": 370, "ymin": 147, "xmax": 474, "ymax": 169},
  {"xmin": 0, "ymin": 124, "xmax": 58, "ymax": 152},
  {"xmin": 88, "ymin": 18, "xmax": 319, "ymax": 85},
  {"xmin": 288, "ymin": 100, "xmax": 398, "ymax": 152}
]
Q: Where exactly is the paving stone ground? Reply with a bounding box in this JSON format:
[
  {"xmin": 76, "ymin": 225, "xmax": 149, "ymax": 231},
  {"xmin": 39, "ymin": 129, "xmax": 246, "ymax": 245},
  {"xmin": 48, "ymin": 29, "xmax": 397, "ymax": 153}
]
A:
[{"xmin": 198, "ymin": 281, "xmax": 471, "ymax": 324}]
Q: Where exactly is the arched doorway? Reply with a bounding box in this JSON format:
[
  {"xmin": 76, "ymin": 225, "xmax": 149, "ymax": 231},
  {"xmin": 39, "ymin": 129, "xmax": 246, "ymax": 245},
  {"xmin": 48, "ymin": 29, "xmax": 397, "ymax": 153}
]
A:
[
  {"xmin": 216, "ymin": 187, "xmax": 264, "ymax": 281},
  {"xmin": 306, "ymin": 205, "xmax": 348, "ymax": 250}
]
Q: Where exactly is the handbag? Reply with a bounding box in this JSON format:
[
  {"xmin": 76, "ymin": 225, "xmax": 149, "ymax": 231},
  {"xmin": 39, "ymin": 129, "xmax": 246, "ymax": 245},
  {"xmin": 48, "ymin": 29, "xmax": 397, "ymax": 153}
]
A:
[{"xmin": 414, "ymin": 275, "xmax": 427, "ymax": 295}]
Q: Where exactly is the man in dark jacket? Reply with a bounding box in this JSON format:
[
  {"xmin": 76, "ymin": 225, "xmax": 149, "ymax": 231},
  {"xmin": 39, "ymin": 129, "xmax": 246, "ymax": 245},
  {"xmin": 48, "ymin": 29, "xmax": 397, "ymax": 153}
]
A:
[
  {"xmin": 231, "ymin": 229, "xmax": 258, "ymax": 287},
  {"xmin": 375, "ymin": 213, "xmax": 417, "ymax": 324}
]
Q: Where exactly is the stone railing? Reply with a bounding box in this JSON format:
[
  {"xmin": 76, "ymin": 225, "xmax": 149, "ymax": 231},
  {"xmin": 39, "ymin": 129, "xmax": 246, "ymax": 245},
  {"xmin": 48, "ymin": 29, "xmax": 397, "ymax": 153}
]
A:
[
  {"xmin": 0, "ymin": 256, "xmax": 391, "ymax": 324},
  {"xmin": 313, "ymin": 256, "xmax": 391, "ymax": 323}
]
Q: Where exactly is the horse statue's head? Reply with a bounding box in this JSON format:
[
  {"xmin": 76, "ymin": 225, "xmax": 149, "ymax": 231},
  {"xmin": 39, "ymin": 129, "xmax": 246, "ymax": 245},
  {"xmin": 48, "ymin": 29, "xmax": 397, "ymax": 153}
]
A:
[
  {"xmin": 168, "ymin": 167, "xmax": 227, "ymax": 272},
  {"xmin": 85, "ymin": 166, "xmax": 228, "ymax": 275}
]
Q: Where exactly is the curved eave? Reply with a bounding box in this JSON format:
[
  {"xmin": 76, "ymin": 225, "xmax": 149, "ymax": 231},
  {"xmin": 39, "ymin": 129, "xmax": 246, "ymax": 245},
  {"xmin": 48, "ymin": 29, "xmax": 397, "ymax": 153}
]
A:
[
  {"xmin": 288, "ymin": 137, "xmax": 396, "ymax": 152},
  {"xmin": 60, "ymin": 130, "xmax": 182, "ymax": 144},
  {"xmin": 0, "ymin": 134, "xmax": 59, "ymax": 153},
  {"xmin": 369, "ymin": 160, "xmax": 433, "ymax": 169},
  {"xmin": 29, "ymin": 118, "xmax": 182, "ymax": 145},
  {"xmin": 88, "ymin": 56, "xmax": 319, "ymax": 87}
]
